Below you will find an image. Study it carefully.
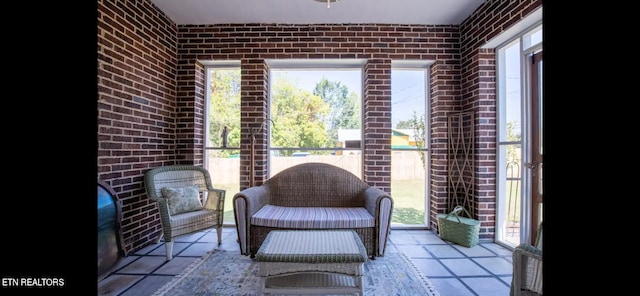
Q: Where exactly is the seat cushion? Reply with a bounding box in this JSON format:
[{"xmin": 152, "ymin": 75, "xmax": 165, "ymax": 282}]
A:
[{"xmin": 251, "ymin": 205, "xmax": 374, "ymax": 228}]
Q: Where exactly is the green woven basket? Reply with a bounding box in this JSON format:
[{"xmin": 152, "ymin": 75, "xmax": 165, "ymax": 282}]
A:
[{"xmin": 437, "ymin": 206, "xmax": 480, "ymax": 248}]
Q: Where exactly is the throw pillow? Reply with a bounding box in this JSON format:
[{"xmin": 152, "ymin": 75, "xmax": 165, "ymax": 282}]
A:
[{"xmin": 161, "ymin": 185, "xmax": 203, "ymax": 215}]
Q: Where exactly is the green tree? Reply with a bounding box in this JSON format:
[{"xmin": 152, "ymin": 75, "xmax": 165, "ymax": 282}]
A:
[
  {"xmin": 209, "ymin": 69, "xmax": 241, "ymax": 157},
  {"xmin": 271, "ymin": 77, "xmax": 332, "ymax": 155},
  {"xmin": 506, "ymin": 121, "xmax": 521, "ymax": 163},
  {"xmin": 396, "ymin": 119, "xmax": 414, "ymax": 129},
  {"xmin": 313, "ymin": 78, "xmax": 361, "ymax": 141},
  {"xmin": 408, "ymin": 111, "xmax": 427, "ymax": 168}
]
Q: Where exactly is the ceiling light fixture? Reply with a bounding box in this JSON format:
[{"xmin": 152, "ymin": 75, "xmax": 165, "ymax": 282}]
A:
[{"xmin": 314, "ymin": 0, "xmax": 339, "ymax": 9}]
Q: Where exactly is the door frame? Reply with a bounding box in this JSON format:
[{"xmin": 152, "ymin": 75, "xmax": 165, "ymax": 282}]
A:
[
  {"xmin": 520, "ymin": 44, "xmax": 542, "ymax": 246},
  {"xmin": 493, "ymin": 18, "xmax": 542, "ymax": 248},
  {"xmin": 527, "ymin": 51, "xmax": 543, "ymax": 244}
]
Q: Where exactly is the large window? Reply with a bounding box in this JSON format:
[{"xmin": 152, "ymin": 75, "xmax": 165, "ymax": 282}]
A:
[
  {"xmin": 266, "ymin": 59, "xmax": 364, "ymax": 177},
  {"xmin": 204, "ymin": 61, "xmax": 241, "ymax": 225},
  {"xmin": 390, "ymin": 61, "xmax": 431, "ymax": 227}
]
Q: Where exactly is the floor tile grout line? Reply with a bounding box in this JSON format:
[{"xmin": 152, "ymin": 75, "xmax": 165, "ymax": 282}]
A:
[
  {"xmin": 389, "ymin": 231, "xmax": 515, "ymax": 281},
  {"xmin": 437, "ymin": 245, "xmax": 513, "ymax": 294},
  {"xmin": 466, "ymin": 256, "xmax": 514, "ymax": 290},
  {"xmin": 384, "ymin": 231, "xmax": 514, "ymax": 296},
  {"xmin": 113, "ymin": 236, "xmax": 215, "ymax": 296},
  {"xmin": 109, "ymin": 244, "xmax": 171, "ymax": 296},
  {"xmin": 421, "ymin": 243, "xmax": 485, "ymax": 296},
  {"xmin": 100, "ymin": 228, "xmax": 514, "ymax": 296},
  {"xmin": 111, "ymin": 238, "xmax": 203, "ymax": 276}
]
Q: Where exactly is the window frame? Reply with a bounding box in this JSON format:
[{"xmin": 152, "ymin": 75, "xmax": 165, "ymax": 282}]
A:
[
  {"xmin": 265, "ymin": 59, "xmax": 366, "ymax": 178},
  {"xmin": 203, "ymin": 60, "xmax": 242, "ymax": 226},
  {"xmin": 390, "ymin": 60, "xmax": 433, "ymax": 228}
]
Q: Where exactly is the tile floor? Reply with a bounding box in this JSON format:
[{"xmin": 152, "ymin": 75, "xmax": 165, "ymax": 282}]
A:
[{"xmin": 98, "ymin": 226, "xmax": 514, "ymax": 296}]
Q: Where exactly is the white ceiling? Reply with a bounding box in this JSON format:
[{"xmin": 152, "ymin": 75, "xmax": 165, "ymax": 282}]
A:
[{"xmin": 150, "ymin": 0, "xmax": 486, "ymax": 25}]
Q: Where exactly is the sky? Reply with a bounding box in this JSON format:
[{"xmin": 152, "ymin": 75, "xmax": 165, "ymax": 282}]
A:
[
  {"xmin": 271, "ymin": 70, "xmax": 361, "ymax": 97},
  {"xmin": 391, "ymin": 70, "xmax": 426, "ymax": 127}
]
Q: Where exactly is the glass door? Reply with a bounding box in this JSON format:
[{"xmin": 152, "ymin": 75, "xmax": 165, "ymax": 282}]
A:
[{"xmin": 495, "ymin": 23, "xmax": 542, "ymax": 247}]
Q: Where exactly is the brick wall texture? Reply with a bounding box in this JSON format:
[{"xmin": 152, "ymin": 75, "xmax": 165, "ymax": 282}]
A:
[{"xmin": 97, "ymin": 0, "xmax": 542, "ymax": 254}]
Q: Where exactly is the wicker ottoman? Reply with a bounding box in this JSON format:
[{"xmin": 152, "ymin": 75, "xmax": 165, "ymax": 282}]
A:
[{"xmin": 256, "ymin": 230, "xmax": 368, "ymax": 295}]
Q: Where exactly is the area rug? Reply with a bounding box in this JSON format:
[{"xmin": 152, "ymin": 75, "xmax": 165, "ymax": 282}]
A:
[{"xmin": 153, "ymin": 249, "xmax": 439, "ymax": 296}]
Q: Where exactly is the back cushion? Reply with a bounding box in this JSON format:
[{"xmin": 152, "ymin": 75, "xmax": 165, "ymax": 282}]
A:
[{"xmin": 161, "ymin": 185, "xmax": 203, "ymax": 215}]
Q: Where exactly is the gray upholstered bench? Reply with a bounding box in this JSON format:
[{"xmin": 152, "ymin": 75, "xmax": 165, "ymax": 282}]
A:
[{"xmin": 256, "ymin": 230, "xmax": 368, "ymax": 295}]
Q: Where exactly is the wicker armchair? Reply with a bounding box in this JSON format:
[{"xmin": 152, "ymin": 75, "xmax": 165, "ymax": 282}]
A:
[
  {"xmin": 144, "ymin": 165, "xmax": 225, "ymax": 260},
  {"xmin": 511, "ymin": 221, "xmax": 543, "ymax": 296}
]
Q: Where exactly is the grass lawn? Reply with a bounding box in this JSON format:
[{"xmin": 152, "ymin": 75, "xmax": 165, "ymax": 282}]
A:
[{"xmin": 390, "ymin": 179, "xmax": 426, "ymax": 225}]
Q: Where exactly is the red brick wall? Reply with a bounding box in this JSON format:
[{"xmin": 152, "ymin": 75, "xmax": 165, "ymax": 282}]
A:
[
  {"xmin": 240, "ymin": 59, "xmax": 270, "ymax": 187},
  {"xmin": 97, "ymin": 0, "xmax": 542, "ymax": 253},
  {"xmin": 429, "ymin": 61, "xmax": 461, "ymax": 229},
  {"xmin": 97, "ymin": 0, "xmax": 178, "ymax": 254},
  {"xmin": 362, "ymin": 59, "xmax": 392, "ymax": 188}
]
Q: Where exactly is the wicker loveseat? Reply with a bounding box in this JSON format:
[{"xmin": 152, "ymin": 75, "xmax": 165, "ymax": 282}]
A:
[{"xmin": 233, "ymin": 162, "xmax": 393, "ymax": 259}]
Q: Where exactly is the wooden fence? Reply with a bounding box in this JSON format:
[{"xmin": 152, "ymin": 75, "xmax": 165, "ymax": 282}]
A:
[{"xmin": 206, "ymin": 151, "xmax": 426, "ymax": 185}]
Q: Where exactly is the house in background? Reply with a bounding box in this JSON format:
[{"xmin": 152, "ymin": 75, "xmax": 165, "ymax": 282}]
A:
[
  {"xmin": 338, "ymin": 128, "xmax": 418, "ymax": 151},
  {"xmin": 391, "ymin": 129, "xmax": 418, "ymax": 149},
  {"xmin": 336, "ymin": 129, "xmax": 361, "ymax": 155},
  {"xmin": 97, "ymin": 0, "xmax": 543, "ymax": 256}
]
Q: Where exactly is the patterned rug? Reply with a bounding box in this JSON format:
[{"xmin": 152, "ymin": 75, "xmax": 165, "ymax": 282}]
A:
[{"xmin": 153, "ymin": 249, "xmax": 439, "ymax": 296}]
